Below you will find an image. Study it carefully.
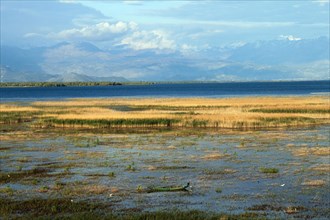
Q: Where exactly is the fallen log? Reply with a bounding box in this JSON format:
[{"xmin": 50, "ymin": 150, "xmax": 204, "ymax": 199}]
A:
[{"xmin": 147, "ymin": 182, "xmax": 190, "ymax": 193}]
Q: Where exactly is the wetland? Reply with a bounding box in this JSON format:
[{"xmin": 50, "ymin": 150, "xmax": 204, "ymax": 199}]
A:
[{"xmin": 0, "ymin": 96, "xmax": 329, "ymax": 219}]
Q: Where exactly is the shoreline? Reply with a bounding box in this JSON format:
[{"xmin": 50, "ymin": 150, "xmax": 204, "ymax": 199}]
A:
[
  {"xmin": 1, "ymin": 93, "xmax": 329, "ymax": 104},
  {"xmin": 1, "ymin": 79, "xmax": 329, "ymax": 88}
]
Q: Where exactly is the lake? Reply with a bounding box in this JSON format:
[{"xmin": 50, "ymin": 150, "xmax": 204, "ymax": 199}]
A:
[{"xmin": 1, "ymin": 80, "xmax": 329, "ymax": 102}]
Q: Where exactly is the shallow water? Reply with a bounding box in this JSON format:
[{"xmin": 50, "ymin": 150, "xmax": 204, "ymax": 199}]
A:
[{"xmin": 0, "ymin": 125, "xmax": 329, "ymax": 218}]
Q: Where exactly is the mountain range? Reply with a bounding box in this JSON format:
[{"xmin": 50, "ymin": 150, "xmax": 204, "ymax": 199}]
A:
[{"xmin": 1, "ymin": 37, "xmax": 329, "ymax": 82}]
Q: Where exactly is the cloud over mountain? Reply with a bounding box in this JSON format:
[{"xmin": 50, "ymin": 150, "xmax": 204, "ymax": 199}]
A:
[
  {"xmin": 120, "ymin": 30, "xmax": 176, "ymax": 51},
  {"xmin": 1, "ymin": 37, "xmax": 329, "ymax": 82},
  {"xmin": 1, "ymin": 1, "xmax": 329, "ymax": 82},
  {"xmin": 48, "ymin": 21, "xmax": 137, "ymax": 41}
]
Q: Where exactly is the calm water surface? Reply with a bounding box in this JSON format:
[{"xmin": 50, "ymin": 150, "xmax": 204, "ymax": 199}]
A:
[{"xmin": 1, "ymin": 81, "xmax": 329, "ymax": 102}]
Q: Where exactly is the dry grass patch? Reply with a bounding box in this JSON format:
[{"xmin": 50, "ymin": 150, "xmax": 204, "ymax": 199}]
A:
[
  {"xmin": 64, "ymin": 184, "xmax": 110, "ymax": 196},
  {"xmin": 202, "ymin": 152, "xmax": 228, "ymax": 160},
  {"xmin": 73, "ymin": 151, "xmax": 106, "ymax": 159},
  {"xmin": 302, "ymin": 179, "xmax": 326, "ymax": 186},
  {"xmin": 110, "ymin": 187, "xmax": 119, "ymax": 193},
  {"xmin": 311, "ymin": 147, "xmax": 330, "ymax": 156},
  {"xmin": 82, "ymin": 185, "xmax": 109, "ymax": 194},
  {"xmin": 147, "ymin": 165, "xmax": 157, "ymax": 171},
  {"xmin": 0, "ymin": 104, "xmax": 39, "ymax": 112},
  {"xmin": 167, "ymin": 145, "xmax": 177, "ymax": 150},
  {"xmin": 310, "ymin": 164, "xmax": 330, "ymax": 172},
  {"xmin": 292, "ymin": 147, "xmax": 329, "ymax": 157}
]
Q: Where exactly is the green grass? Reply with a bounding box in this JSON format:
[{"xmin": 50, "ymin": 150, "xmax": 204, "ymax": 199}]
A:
[
  {"xmin": 43, "ymin": 118, "xmax": 180, "ymax": 128},
  {"xmin": 108, "ymin": 172, "xmax": 115, "ymax": 177},
  {"xmin": 215, "ymin": 188, "xmax": 222, "ymax": 193},
  {"xmin": 0, "ymin": 111, "xmax": 39, "ymax": 124},
  {"xmin": 0, "ymin": 198, "xmax": 107, "ymax": 218},
  {"xmin": 0, "ymin": 186, "xmax": 15, "ymax": 195},
  {"xmin": 0, "ymin": 197, "xmax": 267, "ymax": 219},
  {"xmin": 126, "ymin": 164, "xmax": 136, "ymax": 172},
  {"xmin": 250, "ymin": 108, "xmax": 330, "ymax": 114},
  {"xmin": 259, "ymin": 167, "xmax": 279, "ymax": 174},
  {"xmin": 0, "ymin": 168, "xmax": 49, "ymax": 183}
]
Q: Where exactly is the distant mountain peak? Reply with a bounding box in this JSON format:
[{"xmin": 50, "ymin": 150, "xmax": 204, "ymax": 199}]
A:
[
  {"xmin": 73, "ymin": 42, "xmax": 102, "ymax": 52},
  {"xmin": 1, "ymin": 37, "xmax": 329, "ymax": 82}
]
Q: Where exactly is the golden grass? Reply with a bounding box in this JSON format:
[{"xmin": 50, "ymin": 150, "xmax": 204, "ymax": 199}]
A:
[
  {"xmin": 64, "ymin": 184, "xmax": 110, "ymax": 196},
  {"xmin": 310, "ymin": 164, "xmax": 330, "ymax": 172},
  {"xmin": 81, "ymin": 185, "xmax": 109, "ymax": 194},
  {"xmin": 1, "ymin": 96, "xmax": 329, "ymax": 129},
  {"xmin": 292, "ymin": 147, "xmax": 330, "ymax": 157},
  {"xmin": 301, "ymin": 179, "xmax": 326, "ymax": 186},
  {"xmin": 32, "ymin": 96, "xmax": 328, "ymax": 107},
  {"xmin": 0, "ymin": 105, "xmax": 39, "ymax": 112},
  {"xmin": 202, "ymin": 152, "xmax": 227, "ymax": 160},
  {"xmin": 167, "ymin": 145, "xmax": 177, "ymax": 150}
]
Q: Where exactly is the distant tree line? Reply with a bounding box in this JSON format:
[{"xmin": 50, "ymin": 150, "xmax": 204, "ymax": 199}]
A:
[{"xmin": 0, "ymin": 82, "xmax": 122, "ymax": 87}]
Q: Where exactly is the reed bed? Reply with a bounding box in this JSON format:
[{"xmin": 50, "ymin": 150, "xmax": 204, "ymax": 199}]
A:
[
  {"xmin": 0, "ymin": 104, "xmax": 40, "ymax": 123},
  {"xmin": 1, "ymin": 96, "xmax": 329, "ymax": 129}
]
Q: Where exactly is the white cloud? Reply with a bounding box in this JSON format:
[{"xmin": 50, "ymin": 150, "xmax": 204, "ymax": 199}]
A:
[
  {"xmin": 24, "ymin": 33, "xmax": 43, "ymax": 38},
  {"xmin": 58, "ymin": 0, "xmax": 78, "ymax": 4},
  {"xmin": 312, "ymin": 0, "xmax": 330, "ymax": 6},
  {"xmin": 279, "ymin": 35, "xmax": 302, "ymax": 41},
  {"xmin": 49, "ymin": 21, "xmax": 137, "ymax": 41},
  {"xmin": 120, "ymin": 30, "xmax": 176, "ymax": 50},
  {"xmin": 123, "ymin": 1, "xmax": 143, "ymax": 5},
  {"xmin": 188, "ymin": 29, "xmax": 224, "ymax": 40}
]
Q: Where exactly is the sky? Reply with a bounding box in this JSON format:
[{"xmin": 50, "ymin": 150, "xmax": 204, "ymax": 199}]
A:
[
  {"xmin": 1, "ymin": 0, "xmax": 329, "ymax": 50},
  {"xmin": 0, "ymin": 0, "xmax": 329, "ymax": 82}
]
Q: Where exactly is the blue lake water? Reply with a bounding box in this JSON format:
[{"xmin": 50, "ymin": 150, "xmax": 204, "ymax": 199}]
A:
[{"xmin": 1, "ymin": 80, "xmax": 329, "ymax": 102}]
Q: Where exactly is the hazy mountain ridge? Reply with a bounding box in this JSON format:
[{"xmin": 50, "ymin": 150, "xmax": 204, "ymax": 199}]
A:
[
  {"xmin": 1, "ymin": 37, "xmax": 329, "ymax": 82},
  {"xmin": 229, "ymin": 37, "xmax": 329, "ymax": 65}
]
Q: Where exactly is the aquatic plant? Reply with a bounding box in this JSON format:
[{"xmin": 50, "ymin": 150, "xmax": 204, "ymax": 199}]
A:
[
  {"xmin": 0, "ymin": 168, "xmax": 49, "ymax": 183},
  {"xmin": 215, "ymin": 188, "xmax": 222, "ymax": 193},
  {"xmin": 259, "ymin": 167, "xmax": 279, "ymax": 174},
  {"xmin": 0, "ymin": 186, "xmax": 14, "ymax": 195},
  {"xmin": 126, "ymin": 164, "xmax": 136, "ymax": 172},
  {"xmin": 108, "ymin": 172, "xmax": 115, "ymax": 177},
  {"xmin": 38, "ymin": 186, "xmax": 49, "ymax": 193}
]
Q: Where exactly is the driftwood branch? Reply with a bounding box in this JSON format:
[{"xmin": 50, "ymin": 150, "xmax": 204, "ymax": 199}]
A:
[{"xmin": 146, "ymin": 182, "xmax": 190, "ymax": 193}]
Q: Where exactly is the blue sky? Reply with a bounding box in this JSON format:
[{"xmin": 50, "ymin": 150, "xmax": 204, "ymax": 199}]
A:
[{"xmin": 1, "ymin": 0, "xmax": 329, "ymax": 49}]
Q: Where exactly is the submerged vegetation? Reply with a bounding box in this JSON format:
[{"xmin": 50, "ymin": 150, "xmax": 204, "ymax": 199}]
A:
[
  {"xmin": 0, "ymin": 126, "xmax": 328, "ymax": 219},
  {"xmin": 1, "ymin": 96, "xmax": 329, "ymax": 129},
  {"xmin": 259, "ymin": 167, "xmax": 279, "ymax": 174}
]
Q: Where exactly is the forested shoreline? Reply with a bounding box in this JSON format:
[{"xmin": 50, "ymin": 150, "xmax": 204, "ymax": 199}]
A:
[{"xmin": 0, "ymin": 82, "xmax": 124, "ymax": 87}]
